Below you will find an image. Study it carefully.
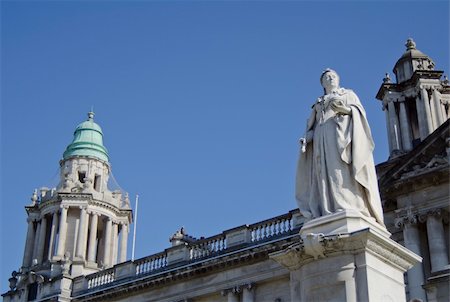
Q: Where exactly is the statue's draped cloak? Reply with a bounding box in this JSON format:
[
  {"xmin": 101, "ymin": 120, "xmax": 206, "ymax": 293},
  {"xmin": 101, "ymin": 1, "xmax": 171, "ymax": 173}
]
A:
[{"xmin": 295, "ymin": 88, "xmax": 384, "ymax": 225}]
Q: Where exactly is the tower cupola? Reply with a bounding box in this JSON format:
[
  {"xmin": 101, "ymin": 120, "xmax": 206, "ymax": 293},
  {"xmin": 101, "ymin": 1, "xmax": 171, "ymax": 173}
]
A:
[
  {"xmin": 393, "ymin": 38, "xmax": 436, "ymax": 84},
  {"xmin": 377, "ymin": 39, "xmax": 449, "ymax": 158},
  {"xmin": 63, "ymin": 111, "xmax": 109, "ymax": 162}
]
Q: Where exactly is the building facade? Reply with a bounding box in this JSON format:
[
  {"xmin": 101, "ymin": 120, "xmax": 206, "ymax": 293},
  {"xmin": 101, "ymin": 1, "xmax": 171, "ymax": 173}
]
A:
[{"xmin": 3, "ymin": 39, "xmax": 449, "ymax": 302}]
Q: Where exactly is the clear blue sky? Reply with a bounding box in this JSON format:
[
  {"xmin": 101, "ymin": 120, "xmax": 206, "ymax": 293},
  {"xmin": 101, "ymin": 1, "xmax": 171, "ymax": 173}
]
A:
[{"xmin": 1, "ymin": 0, "xmax": 448, "ymax": 293}]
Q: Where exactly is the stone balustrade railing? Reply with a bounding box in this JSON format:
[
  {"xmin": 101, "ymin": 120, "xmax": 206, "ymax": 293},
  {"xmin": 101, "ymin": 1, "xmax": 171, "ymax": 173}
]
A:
[
  {"xmin": 135, "ymin": 251, "xmax": 167, "ymax": 275},
  {"xmin": 249, "ymin": 212, "xmax": 294, "ymax": 242},
  {"xmin": 190, "ymin": 233, "xmax": 226, "ymax": 260},
  {"xmin": 72, "ymin": 209, "xmax": 303, "ymax": 295},
  {"xmin": 86, "ymin": 267, "xmax": 115, "ymax": 289}
]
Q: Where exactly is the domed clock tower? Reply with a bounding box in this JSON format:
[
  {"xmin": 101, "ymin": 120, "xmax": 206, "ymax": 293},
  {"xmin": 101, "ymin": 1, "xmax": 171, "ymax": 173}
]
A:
[{"xmin": 9, "ymin": 112, "xmax": 132, "ymax": 301}]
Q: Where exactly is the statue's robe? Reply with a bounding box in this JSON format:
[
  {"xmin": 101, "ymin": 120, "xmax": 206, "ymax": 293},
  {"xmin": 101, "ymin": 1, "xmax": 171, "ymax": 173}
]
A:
[{"xmin": 295, "ymin": 88, "xmax": 384, "ymax": 225}]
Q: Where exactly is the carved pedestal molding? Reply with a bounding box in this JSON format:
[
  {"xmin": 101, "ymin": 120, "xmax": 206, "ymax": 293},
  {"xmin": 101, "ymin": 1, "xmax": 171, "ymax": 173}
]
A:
[
  {"xmin": 419, "ymin": 209, "xmax": 449, "ymax": 272},
  {"xmin": 395, "ymin": 209, "xmax": 427, "ymax": 302},
  {"xmin": 271, "ymin": 226, "xmax": 420, "ymax": 302}
]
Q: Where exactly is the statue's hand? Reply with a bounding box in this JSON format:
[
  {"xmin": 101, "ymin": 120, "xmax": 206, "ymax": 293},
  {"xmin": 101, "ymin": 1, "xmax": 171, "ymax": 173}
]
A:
[{"xmin": 330, "ymin": 99, "xmax": 351, "ymax": 115}]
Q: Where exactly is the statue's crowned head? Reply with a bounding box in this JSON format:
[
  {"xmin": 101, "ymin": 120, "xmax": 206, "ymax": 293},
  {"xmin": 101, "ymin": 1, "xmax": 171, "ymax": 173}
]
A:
[{"xmin": 320, "ymin": 68, "xmax": 340, "ymax": 94}]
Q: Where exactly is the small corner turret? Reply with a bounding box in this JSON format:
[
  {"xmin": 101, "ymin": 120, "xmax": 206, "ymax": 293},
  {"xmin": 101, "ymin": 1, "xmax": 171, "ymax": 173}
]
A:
[{"xmin": 376, "ymin": 39, "xmax": 450, "ymax": 158}]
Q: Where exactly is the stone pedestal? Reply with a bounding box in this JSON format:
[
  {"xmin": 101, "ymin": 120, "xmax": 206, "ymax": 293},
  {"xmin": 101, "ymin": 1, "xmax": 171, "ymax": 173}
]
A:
[
  {"xmin": 271, "ymin": 211, "xmax": 421, "ymax": 302},
  {"xmin": 299, "ymin": 209, "xmax": 391, "ymax": 238}
]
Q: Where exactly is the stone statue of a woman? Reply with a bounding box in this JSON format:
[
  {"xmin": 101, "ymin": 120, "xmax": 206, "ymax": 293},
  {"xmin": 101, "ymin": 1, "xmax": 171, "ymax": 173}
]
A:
[{"xmin": 295, "ymin": 69, "xmax": 384, "ymax": 225}]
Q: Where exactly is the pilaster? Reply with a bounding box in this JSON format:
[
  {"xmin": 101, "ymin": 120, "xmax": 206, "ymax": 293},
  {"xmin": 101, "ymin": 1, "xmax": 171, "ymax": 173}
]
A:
[
  {"xmin": 420, "ymin": 209, "xmax": 449, "ymax": 272},
  {"xmin": 395, "ymin": 210, "xmax": 427, "ymax": 302}
]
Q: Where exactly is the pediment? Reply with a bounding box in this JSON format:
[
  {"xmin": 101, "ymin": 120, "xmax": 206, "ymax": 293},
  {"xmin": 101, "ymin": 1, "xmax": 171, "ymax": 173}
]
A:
[{"xmin": 378, "ymin": 119, "xmax": 449, "ymax": 189}]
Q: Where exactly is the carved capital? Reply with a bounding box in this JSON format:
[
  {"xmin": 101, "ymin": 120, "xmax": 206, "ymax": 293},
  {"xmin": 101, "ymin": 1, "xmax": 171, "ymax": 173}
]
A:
[
  {"xmin": 419, "ymin": 208, "xmax": 443, "ymax": 223},
  {"xmin": 221, "ymin": 286, "xmax": 241, "ymax": 296},
  {"xmin": 242, "ymin": 283, "xmax": 255, "ymax": 291},
  {"xmin": 394, "ymin": 207, "xmax": 419, "ymax": 228}
]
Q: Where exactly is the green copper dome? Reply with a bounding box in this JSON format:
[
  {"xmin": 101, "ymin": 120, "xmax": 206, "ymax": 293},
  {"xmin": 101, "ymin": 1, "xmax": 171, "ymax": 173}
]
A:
[{"xmin": 63, "ymin": 112, "xmax": 109, "ymax": 162}]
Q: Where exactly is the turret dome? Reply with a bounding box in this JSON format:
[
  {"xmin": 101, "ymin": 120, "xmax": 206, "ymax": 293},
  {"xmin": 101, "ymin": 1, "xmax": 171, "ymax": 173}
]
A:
[
  {"xmin": 393, "ymin": 38, "xmax": 435, "ymax": 83},
  {"xmin": 62, "ymin": 112, "xmax": 109, "ymax": 162}
]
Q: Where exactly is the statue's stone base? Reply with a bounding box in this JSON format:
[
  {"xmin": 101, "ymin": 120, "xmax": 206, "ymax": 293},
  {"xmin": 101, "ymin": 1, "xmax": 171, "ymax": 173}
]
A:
[
  {"xmin": 271, "ymin": 212, "xmax": 421, "ymax": 302},
  {"xmin": 300, "ymin": 209, "xmax": 391, "ymax": 238}
]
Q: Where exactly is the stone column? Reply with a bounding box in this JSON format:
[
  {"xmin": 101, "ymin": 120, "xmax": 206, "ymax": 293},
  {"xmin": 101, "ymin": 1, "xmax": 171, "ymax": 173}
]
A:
[
  {"xmin": 227, "ymin": 291, "xmax": 239, "ymax": 302},
  {"xmin": 388, "ymin": 100, "xmax": 402, "ymax": 150},
  {"xmin": 36, "ymin": 216, "xmax": 48, "ymax": 263},
  {"xmin": 56, "ymin": 206, "xmax": 69, "ymax": 257},
  {"xmin": 242, "ymin": 284, "xmax": 255, "ymax": 302},
  {"xmin": 429, "ymin": 88, "xmax": 440, "ymax": 129},
  {"xmin": 48, "ymin": 212, "xmax": 59, "ymax": 260},
  {"xmin": 31, "ymin": 220, "xmax": 41, "ymax": 264},
  {"xmin": 432, "ymin": 88, "xmax": 445, "ymax": 126},
  {"xmin": 421, "ymin": 88, "xmax": 434, "ymax": 134},
  {"xmin": 22, "ymin": 218, "xmax": 36, "ymax": 267},
  {"xmin": 400, "ymin": 218, "xmax": 427, "ymax": 302},
  {"xmin": 103, "ymin": 218, "xmax": 112, "ymax": 267},
  {"xmin": 112, "ymin": 222, "xmax": 119, "ymax": 265},
  {"xmin": 423, "ymin": 211, "xmax": 449, "ymax": 272},
  {"xmin": 440, "ymin": 98, "xmax": 448, "ymax": 121},
  {"xmin": 87, "ymin": 213, "xmax": 99, "ymax": 262},
  {"xmin": 76, "ymin": 207, "xmax": 88, "ymax": 259},
  {"xmin": 119, "ymin": 223, "xmax": 129, "ymax": 263},
  {"xmin": 383, "ymin": 103, "xmax": 393, "ymax": 153},
  {"xmin": 415, "ymin": 93, "xmax": 427, "ymax": 140},
  {"xmin": 398, "ymin": 99, "xmax": 413, "ymax": 151},
  {"xmin": 222, "ymin": 288, "xmax": 239, "ymax": 302}
]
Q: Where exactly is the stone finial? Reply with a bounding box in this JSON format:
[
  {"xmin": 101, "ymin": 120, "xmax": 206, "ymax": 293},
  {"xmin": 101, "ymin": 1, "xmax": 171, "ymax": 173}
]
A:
[
  {"xmin": 170, "ymin": 227, "xmax": 186, "ymax": 246},
  {"xmin": 405, "ymin": 38, "xmax": 416, "ymax": 50},
  {"xmin": 31, "ymin": 189, "xmax": 38, "ymax": 205},
  {"xmin": 87, "ymin": 111, "xmax": 95, "ymax": 121},
  {"xmin": 442, "ymin": 75, "xmax": 449, "ymax": 85},
  {"xmin": 383, "ymin": 73, "xmax": 391, "ymax": 83},
  {"xmin": 169, "ymin": 227, "xmax": 197, "ymax": 246}
]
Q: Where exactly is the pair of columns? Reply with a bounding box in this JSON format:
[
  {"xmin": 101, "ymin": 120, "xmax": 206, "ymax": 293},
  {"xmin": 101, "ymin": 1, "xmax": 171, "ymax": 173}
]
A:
[
  {"xmin": 222, "ymin": 284, "xmax": 255, "ymax": 302},
  {"xmin": 23, "ymin": 212, "xmax": 59, "ymax": 267},
  {"xmin": 99, "ymin": 215, "xmax": 129, "ymax": 266},
  {"xmin": 396, "ymin": 209, "xmax": 449, "ymax": 301},
  {"xmin": 23, "ymin": 206, "xmax": 70, "ymax": 265},
  {"xmin": 416, "ymin": 87, "xmax": 447, "ymax": 140},
  {"xmin": 384, "ymin": 87, "xmax": 446, "ymax": 154},
  {"xmin": 384, "ymin": 98, "xmax": 412, "ymax": 153}
]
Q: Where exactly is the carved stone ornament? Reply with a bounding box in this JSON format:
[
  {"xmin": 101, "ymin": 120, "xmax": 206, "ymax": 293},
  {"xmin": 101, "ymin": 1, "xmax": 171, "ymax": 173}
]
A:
[{"xmin": 301, "ymin": 233, "xmax": 325, "ymax": 259}]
